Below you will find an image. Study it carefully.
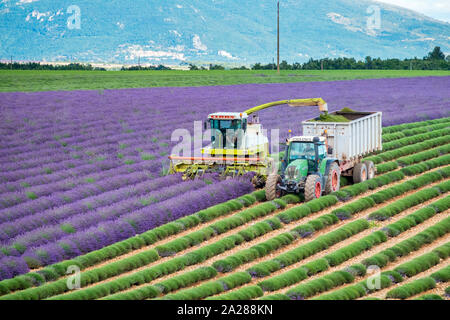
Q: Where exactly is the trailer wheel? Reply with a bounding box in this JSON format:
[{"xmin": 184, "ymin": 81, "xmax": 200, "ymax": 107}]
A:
[
  {"xmin": 305, "ymin": 174, "xmax": 322, "ymax": 202},
  {"xmin": 265, "ymin": 174, "xmax": 282, "ymax": 201},
  {"xmin": 325, "ymin": 163, "xmax": 341, "ymax": 194},
  {"xmin": 353, "ymin": 163, "xmax": 367, "ymax": 183},
  {"xmin": 364, "ymin": 161, "xmax": 375, "ymax": 180}
]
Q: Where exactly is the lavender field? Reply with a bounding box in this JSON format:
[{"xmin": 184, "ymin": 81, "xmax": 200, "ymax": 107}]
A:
[{"xmin": 0, "ymin": 76, "xmax": 449, "ymax": 280}]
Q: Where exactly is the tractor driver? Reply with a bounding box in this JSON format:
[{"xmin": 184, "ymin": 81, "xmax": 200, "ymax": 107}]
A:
[
  {"xmin": 304, "ymin": 143, "xmax": 315, "ymax": 159},
  {"xmin": 225, "ymin": 120, "xmax": 241, "ymax": 148}
]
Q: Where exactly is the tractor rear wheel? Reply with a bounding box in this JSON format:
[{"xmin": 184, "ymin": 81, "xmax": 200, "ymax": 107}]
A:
[
  {"xmin": 353, "ymin": 163, "xmax": 367, "ymax": 183},
  {"xmin": 325, "ymin": 162, "xmax": 341, "ymax": 194},
  {"xmin": 305, "ymin": 174, "xmax": 322, "ymax": 202},
  {"xmin": 265, "ymin": 174, "xmax": 282, "ymax": 201},
  {"xmin": 364, "ymin": 161, "xmax": 375, "ymax": 180}
]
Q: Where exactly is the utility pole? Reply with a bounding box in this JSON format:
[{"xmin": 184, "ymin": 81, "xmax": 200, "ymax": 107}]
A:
[
  {"xmin": 10, "ymin": 55, "xmax": 13, "ymax": 70},
  {"xmin": 321, "ymin": 60, "xmax": 324, "ymax": 71},
  {"xmin": 277, "ymin": 1, "xmax": 280, "ymax": 74}
]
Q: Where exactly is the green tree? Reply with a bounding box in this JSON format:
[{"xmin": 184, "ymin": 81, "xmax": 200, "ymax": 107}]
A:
[
  {"xmin": 189, "ymin": 64, "xmax": 199, "ymax": 70},
  {"xmin": 365, "ymin": 56, "xmax": 373, "ymax": 69},
  {"xmin": 279, "ymin": 60, "xmax": 291, "ymax": 70},
  {"xmin": 209, "ymin": 64, "xmax": 225, "ymax": 70},
  {"xmin": 426, "ymin": 46, "xmax": 445, "ymax": 60}
]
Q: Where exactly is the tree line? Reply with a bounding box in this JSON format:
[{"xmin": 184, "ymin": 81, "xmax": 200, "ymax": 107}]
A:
[
  {"xmin": 193, "ymin": 47, "xmax": 450, "ymax": 71},
  {"xmin": 1, "ymin": 47, "xmax": 448, "ymax": 71},
  {"xmin": 0, "ymin": 62, "xmax": 106, "ymax": 71}
]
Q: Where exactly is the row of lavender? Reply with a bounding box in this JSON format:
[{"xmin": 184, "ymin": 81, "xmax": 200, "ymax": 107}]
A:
[
  {"xmin": 1, "ymin": 77, "xmax": 448, "ymax": 208},
  {"xmin": 0, "ymin": 77, "xmax": 448, "ymax": 280},
  {"xmin": 2, "ymin": 77, "xmax": 449, "ymax": 175}
]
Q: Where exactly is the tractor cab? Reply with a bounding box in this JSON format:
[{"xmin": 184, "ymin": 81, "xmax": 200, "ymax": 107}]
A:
[{"xmin": 282, "ymin": 136, "xmax": 327, "ymax": 173}]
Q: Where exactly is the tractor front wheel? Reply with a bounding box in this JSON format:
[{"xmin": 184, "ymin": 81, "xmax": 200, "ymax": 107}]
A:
[
  {"xmin": 305, "ymin": 174, "xmax": 322, "ymax": 202},
  {"xmin": 265, "ymin": 174, "xmax": 282, "ymax": 201}
]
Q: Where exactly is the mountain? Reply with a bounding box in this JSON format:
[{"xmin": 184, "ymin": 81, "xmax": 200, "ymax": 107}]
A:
[{"xmin": 0, "ymin": 0, "xmax": 449, "ymax": 65}]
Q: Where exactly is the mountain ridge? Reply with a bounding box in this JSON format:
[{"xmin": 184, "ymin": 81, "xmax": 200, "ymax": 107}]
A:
[{"xmin": 0, "ymin": 0, "xmax": 449, "ymax": 65}]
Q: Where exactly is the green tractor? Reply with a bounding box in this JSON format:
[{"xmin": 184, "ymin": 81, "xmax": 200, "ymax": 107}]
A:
[
  {"xmin": 265, "ymin": 109, "xmax": 381, "ymax": 202},
  {"xmin": 265, "ymin": 135, "xmax": 376, "ymax": 202},
  {"xmin": 265, "ymin": 136, "xmax": 342, "ymax": 202}
]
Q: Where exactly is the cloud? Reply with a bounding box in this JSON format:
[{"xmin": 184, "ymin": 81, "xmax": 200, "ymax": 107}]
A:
[
  {"xmin": 16, "ymin": 0, "xmax": 40, "ymax": 3},
  {"xmin": 168, "ymin": 45, "xmax": 185, "ymax": 52},
  {"xmin": 218, "ymin": 50, "xmax": 237, "ymax": 60},
  {"xmin": 192, "ymin": 34, "xmax": 207, "ymax": 51},
  {"xmin": 169, "ymin": 30, "xmax": 182, "ymax": 37}
]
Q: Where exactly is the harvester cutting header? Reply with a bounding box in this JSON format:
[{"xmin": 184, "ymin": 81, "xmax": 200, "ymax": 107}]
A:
[{"xmin": 169, "ymin": 98, "xmax": 329, "ymax": 184}]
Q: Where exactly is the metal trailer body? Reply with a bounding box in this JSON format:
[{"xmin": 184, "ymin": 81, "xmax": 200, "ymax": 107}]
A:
[{"xmin": 301, "ymin": 111, "xmax": 382, "ymax": 174}]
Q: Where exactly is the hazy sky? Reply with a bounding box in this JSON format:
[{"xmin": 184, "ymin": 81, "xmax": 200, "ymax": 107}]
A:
[{"xmin": 375, "ymin": 0, "xmax": 450, "ymax": 23}]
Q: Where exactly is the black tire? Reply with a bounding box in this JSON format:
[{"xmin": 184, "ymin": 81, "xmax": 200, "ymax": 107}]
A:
[
  {"xmin": 353, "ymin": 163, "xmax": 367, "ymax": 183},
  {"xmin": 364, "ymin": 161, "xmax": 375, "ymax": 180},
  {"xmin": 265, "ymin": 174, "xmax": 282, "ymax": 201},
  {"xmin": 325, "ymin": 162, "xmax": 341, "ymax": 194},
  {"xmin": 305, "ymin": 174, "xmax": 322, "ymax": 202}
]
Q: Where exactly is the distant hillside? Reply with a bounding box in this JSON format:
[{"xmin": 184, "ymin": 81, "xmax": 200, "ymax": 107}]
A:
[{"xmin": 0, "ymin": 0, "xmax": 449, "ymax": 65}]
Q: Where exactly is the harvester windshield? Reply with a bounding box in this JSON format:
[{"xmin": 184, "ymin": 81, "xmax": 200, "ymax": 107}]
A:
[
  {"xmin": 210, "ymin": 119, "xmax": 245, "ymax": 130},
  {"xmin": 208, "ymin": 115, "xmax": 248, "ymax": 149}
]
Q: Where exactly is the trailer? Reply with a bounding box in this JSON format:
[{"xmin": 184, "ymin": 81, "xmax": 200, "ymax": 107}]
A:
[
  {"xmin": 301, "ymin": 110, "xmax": 382, "ymax": 177},
  {"xmin": 265, "ymin": 110, "xmax": 383, "ymax": 201}
]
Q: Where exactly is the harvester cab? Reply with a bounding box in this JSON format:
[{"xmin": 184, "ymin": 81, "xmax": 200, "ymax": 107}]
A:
[{"xmin": 203, "ymin": 112, "xmax": 268, "ymax": 158}]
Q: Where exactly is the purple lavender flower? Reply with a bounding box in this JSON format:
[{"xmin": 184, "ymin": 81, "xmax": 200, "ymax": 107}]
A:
[{"xmin": 0, "ymin": 76, "xmax": 448, "ymax": 281}]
